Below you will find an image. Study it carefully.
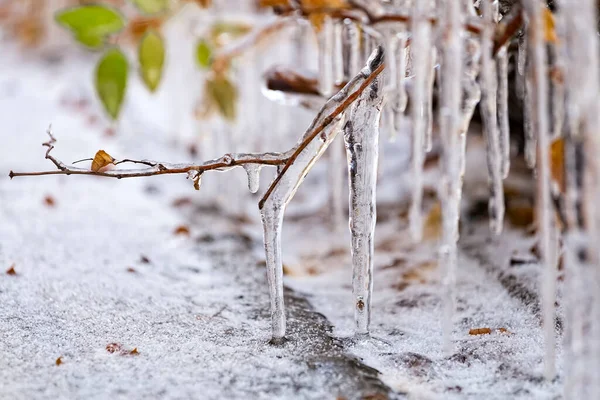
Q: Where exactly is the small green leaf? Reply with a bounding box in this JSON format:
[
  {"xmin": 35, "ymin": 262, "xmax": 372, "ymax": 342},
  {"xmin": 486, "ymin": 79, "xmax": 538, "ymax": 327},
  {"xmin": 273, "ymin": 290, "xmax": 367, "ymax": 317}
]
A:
[
  {"xmin": 95, "ymin": 48, "xmax": 128, "ymax": 120},
  {"xmin": 129, "ymin": 0, "xmax": 169, "ymax": 14},
  {"xmin": 138, "ymin": 31, "xmax": 165, "ymax": 92},
  {"xmin": 55, "ymin": 5, "xmax": 125, "ymax": 49},
  {"xmin": 206, "ymin": 75, "xmax": 237, "ymax": 121},
  {"xmin": 195, "ymin": 39, "xmax": 212, "ymax": 69}
]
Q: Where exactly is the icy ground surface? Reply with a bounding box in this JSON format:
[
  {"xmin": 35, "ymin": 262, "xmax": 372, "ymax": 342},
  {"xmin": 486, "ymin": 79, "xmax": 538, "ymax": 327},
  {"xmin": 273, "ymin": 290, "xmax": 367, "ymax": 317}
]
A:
[{"xmin": 0, "ymin": 49, "xmax": 561, "ymax": 398}]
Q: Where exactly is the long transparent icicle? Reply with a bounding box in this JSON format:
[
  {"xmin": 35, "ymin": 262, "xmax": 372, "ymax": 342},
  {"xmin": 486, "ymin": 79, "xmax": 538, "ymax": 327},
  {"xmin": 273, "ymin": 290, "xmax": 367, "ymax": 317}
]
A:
[
  {"xmin": 344, "ymin": 60, "xmax": 384, "ymax": 336},
  {"xmin": 480, "ymin": 0, "xmax": 505, "ymax": 235},
  {"xmin": 318, "ymin": 15, "xmax": 335, "ymax": 97},
  {"xmin": 459, "ymin": 38, "xmax": 482, "ymax": 176},
  {"xmin": 438, "ymin": 0, "xmax": 464, "ymax": 355},
  {"xmin": 260, "ymin": 48, "xmax": 385, "ymax": 341},
  {"xmin": 409, "ymin": 0, "xmax": 433, "ymax": 241},
  {"xmin": 496, "ymin": 45, "xmax": 511, "ymax": 178},
  {"xmin": 523, "ymin": 0, "xmax": 555, "ymax": 380}
]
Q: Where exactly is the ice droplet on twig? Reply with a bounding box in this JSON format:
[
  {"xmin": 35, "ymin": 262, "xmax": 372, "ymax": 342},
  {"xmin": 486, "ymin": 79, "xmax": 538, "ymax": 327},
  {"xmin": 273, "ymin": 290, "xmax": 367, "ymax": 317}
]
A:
[
  {"xmin": 243, "ymin": 164, "xmax": 262, "ymax": 193},
  {"xmin": 408, "ymin": 0, "xmax": 433, "ymax": 242}
]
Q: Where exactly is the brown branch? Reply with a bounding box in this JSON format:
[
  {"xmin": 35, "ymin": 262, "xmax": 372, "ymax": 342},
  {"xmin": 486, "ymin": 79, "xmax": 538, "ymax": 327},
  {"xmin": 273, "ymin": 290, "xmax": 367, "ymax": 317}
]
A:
[
  {"xmin": 211, "ymin": 16, "xmax": 296, "ymax": 75},
  {"xmin": 9, "ymin": 130, "xmax": 289, "ymax": 180}
]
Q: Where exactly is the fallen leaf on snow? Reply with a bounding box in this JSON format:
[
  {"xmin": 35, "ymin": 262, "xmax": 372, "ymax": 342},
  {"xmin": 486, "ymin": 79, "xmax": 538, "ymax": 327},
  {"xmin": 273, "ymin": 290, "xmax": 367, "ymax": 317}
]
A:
[
  {"xmin": 469, "ymin": 328, "xmax": 492, "ymax": 335},
  {"xmin": 173, "ymin": 225, "xmax": 191, "ymax": 236},
  {"xmin": 6, "ymin": 265, "xmax": 17, "ymax": 275},
  {"xmin": 55, "ymin": 357, "xmax": 63, "ymax": 366},
  {"xmin": 44, "ymin": 195, "xmax": 56, "ymax": 207}
]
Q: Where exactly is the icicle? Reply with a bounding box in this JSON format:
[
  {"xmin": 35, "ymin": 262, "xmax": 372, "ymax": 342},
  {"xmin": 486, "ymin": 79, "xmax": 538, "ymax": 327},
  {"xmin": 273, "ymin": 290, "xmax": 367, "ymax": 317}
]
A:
[
  {"xmin": 408, "ymin": 0, "xmax": 433, "ymax": 242},
  {"xmin": 396, "ymin": 32, "xmax": 408, "ymax": 116},
  {"xmin": 480, "ymin": 0, "xmax": 504, "ymax": 235},
  {"xmin": 496, "ymin": 46, "xmax": 511, "ymax": 178},
  {"xmin": 318, "ymin": 15, "xmax": 335, "ymax": 97},
  {"xmin": 329, "ymin": 138, "xmax": 346, "ymax": 231},
  {"xmin": 384, "ymin": 29, "xmax": 399, "ymax": 141},
  {"xmin": 517, "ymin": 33, "xmax": 527, "ymax": 100},
  {"xmin": 188, "ymin": 170, "xmax": 202, "ymax": 191},
  {"xmin": 459, "ymin": 38, "xmax": 481, "ymax": 176},
  {"xmin": 424, "ymin": 48, "xmax": 437, "ymax": 152},
  {"xmin": 343, "ymin": 19, "xmax": 361, "ymax": 79},
  {"xmin": 438, "ymin": 0, "xmax": 464, "ymax": 356},
  {"xmin": 523, "ymin": 0, "xmax": 555, "ymax": 380},
  {"xmin": 243, "ymin": 164, "xmax": 262, "ymax": 194},
  {"xmin": 333, "ymin": 20, "xmax": 345, "ymax": 86},
  {"xmin": 344, "ymin": 67, "xmax": 384, "ymax": 336}
]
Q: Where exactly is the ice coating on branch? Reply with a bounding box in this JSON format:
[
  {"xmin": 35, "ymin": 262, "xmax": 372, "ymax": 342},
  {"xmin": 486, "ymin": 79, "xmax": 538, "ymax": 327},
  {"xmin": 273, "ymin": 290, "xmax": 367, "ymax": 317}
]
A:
[
  {"xmin": 496, "ymin": 46, "xmax": 511, "ymax": 178},
  {"xmin": 523, "ymin": 0, "xmax": 555, "ymax": 380},
  {"xmin": 344, "ymin": 68, "xmax": 384, "ymax": 336},
  {"xmin": 480, "ymin": 0, "xmax": 504, "ymax": 235},
  {"xmin": 408, "ymin": 0, "xmax": 433, "ymax": 242},
  {"xmin": 318, "ymin": 15, "xmax": 335, "ymax": 97},
  {"xmin": 438, "ymin": 0, "xmax": 464, "ymax": 355},
  {"xmin": 329, "ymin": 139, "xmax": 346, "ymax": 231},
  {"xmin": 243, "ymin": 164, "xmax": 262, "ymax": 193},
  {"xmin": 259, "ymin": 47, "xmax": 385, "ymax": 340}
]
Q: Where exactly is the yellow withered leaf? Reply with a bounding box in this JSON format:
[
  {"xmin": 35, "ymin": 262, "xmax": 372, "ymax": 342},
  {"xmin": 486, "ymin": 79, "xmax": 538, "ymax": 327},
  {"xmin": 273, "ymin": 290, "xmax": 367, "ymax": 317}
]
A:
[
  {"xmin": 550, "ymin": 137, "xmax": 565, "ymax": 193},
  {"xmin": 91, "ymin": 150, "xmax": 115, "ymax": 172},
  {"xmin": 542, "ymin": 8, "xmax": 557, "ymax": 44}
]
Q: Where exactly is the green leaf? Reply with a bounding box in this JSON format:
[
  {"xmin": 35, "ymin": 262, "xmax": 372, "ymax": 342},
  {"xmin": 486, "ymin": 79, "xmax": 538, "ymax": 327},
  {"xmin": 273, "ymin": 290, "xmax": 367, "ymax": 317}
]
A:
[
  {"xmin": 138, "ymin": 31, "xmax": 165, "ymax": 92},
  {"xmin": 55, "ymin": 5, "xmax": 125, "ymax": 49},
  {"xmin": 210, "ymin": 21, "xmax": 251, "ymax": 47},
  {"xmin": 195, "ymin": 39, "xmax": 212, "ymax": 69},
  {"xmin": 206, "ymin": 76, "xmax": 237, "ymax": 121},
  {"xmin": 95, "ymin": 48, "xmax": 128, "ymax": 120},
  {"xmin": 129, "ymin": 0, "xmax": 169, "ymax": 14}
]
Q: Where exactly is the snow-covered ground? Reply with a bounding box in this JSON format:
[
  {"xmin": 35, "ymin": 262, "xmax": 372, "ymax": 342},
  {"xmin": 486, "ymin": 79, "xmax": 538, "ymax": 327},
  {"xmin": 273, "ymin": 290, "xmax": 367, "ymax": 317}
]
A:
[{"xmin": 0, "ymin": 37, "xmax": 561, "ymax": 399}]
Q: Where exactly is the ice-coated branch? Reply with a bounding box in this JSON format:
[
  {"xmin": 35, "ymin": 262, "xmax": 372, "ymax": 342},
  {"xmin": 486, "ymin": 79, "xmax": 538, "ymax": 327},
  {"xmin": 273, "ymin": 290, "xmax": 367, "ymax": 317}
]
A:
[{"xmin": 9, "ymin": 127, "xmax": 288, "ymax": 181}]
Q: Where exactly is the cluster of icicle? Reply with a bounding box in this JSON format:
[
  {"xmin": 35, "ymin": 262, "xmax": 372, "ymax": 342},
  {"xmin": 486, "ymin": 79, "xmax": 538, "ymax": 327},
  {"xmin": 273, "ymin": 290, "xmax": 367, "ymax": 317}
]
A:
[{"xmin": 233, "ymin": 0, "xmax": 600, "ymax": 394}]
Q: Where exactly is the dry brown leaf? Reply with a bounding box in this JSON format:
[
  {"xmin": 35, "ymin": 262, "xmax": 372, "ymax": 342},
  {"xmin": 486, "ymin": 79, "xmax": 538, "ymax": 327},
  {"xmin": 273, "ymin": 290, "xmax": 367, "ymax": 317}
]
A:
[
  {"xmin": 543, "ymin": 8, "xmax": 557, "ymax": 44},
  {"xmin": 497, "ymin": 327, "xmax": 511, "ymax": 334},
  {"xmin": 506, "ymin": 205, "xmax": 534, "ymax": 227},
  {"xmin": 127, "ymin": 16, "xmax": 164, "ymax": 43},
  {"xmin": 129, "ymin": 347, "xmax": 140, "ymax": 355},
  {"xmin": 550, "ymin": 137, "xmax": 565, "ymax": 193},
  {"xmin": 6, "ymin": 265, "xmax": 16, "ymax": 276},
  {"xmin": 173, "ymin": 225, "xmax": 191, "ymax": 236},
  {"xmin": 126, "ymin": 267, "xmax": 137, "ymax": 273},
  {"xmin": 469, "ymin": 327, "xmax": 492, "ymax": 335},
  {"xmin": 55, "ymin": 357, "xmax": 63, "ymax": 366},
  {"xmin": 44, "ymin": 195, "xmax": 56, "ymax": 207},
  {"xmin": 106, "ymin": 343, "xmax": 123, "ymax": 353},
  {"xmin": 422, "ymin": 202, "xmax": 442, "ymax": 240},
  {"xmin": 257, "ymin": 0, "xmax": 289, "ymax": 7},
  {"xmin": 140, "ymin": 255, "xmax": 151, "ymax": 264},
  {"xmin": 91, "ymin": 150, "xmax": 115, "ymax": 172}
]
